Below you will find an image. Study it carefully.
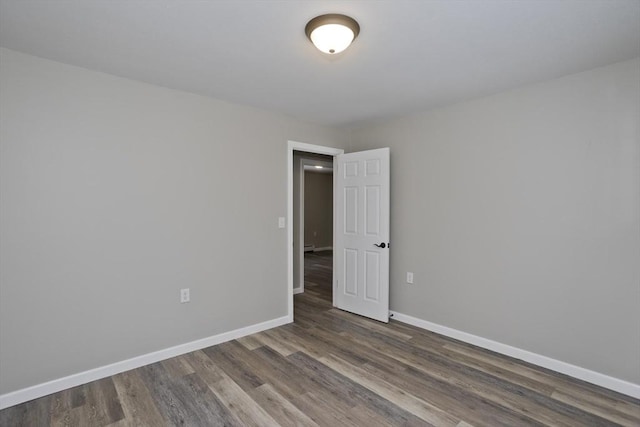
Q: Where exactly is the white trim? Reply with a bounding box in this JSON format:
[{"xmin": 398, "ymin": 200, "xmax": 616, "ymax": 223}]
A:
[
  {"xmin": 287, "ymin": 141, "xmax": 343, "ymax": 322},
  {"xmin": 293, "ymin": 288, "xmax": 304, "ymax": 295},
  {"xmin": 298, "ymin": 157, "xmax": 305, "ymax": 293},
  {"xmin": 332, "ymin": 155, "xmax": 337, "ymax": 308},
  {"xmin": 0, "ymin": 315, "xmax": 289, "ymax": 410},
  {"xmin": 313, "ymin": 246, "xmax": 333, "ymax": 252},
  {"xmin": 389, "ymin": 311, "xmax": 640, "ymax": 399},
  {"xmin": 289, "ymin": 141, "xmax": 343, "ymax": 156}
]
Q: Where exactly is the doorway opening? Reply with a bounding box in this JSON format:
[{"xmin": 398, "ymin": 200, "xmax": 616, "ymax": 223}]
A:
[
  {"xmin": 298, "ymin": 155, "xmax": 334, "ymax": 312},
  {"xmin": 286, "ymin": 141, "xmax": 343, "ymax": 322}
]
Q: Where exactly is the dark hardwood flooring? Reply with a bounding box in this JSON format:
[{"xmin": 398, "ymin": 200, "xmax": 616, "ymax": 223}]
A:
[{"xmin": 1, "ymin": 250, "xmax": 639, "ymax": 426}]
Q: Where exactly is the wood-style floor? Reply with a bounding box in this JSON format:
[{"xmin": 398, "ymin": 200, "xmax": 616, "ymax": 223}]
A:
[{"xmin": 1, "ymin": 250, "xmax": 639, "ymax": 426}]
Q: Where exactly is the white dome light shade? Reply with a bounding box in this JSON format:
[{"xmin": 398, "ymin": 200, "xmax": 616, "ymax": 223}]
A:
[
  {"xmin": 310, "ymin": 24, "xmax": 354, "ymax": 54},
  {"xmin": 305, "ymin": 14, "xmax": 360, "ymax": 55}
]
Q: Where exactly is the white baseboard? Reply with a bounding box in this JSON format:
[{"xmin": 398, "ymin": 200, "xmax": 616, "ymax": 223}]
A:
[
  {"xmin": 389, "ymin": 311, "xmax": 640, "ymax": 399},
  {"xmin": 0, "ymin": 315, "xmax": 291, "ymax": 410},
  {"xmin": 313, "ymin": 246, "xmax": 333, "ymax": 252},
  {"xmin": 293, "ymin": 288, "xmax": 304, "ymax": 295}
]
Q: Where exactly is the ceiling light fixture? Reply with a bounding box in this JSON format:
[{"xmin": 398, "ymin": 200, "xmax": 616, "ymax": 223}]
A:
[{"xmin": 305, "ymin": 14, "xmax": 360, "ymax": 54}]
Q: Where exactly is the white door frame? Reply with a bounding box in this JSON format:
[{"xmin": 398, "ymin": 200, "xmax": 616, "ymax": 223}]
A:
[{"xmin": 287, "ymin": 141, "xmax": 344, "ymax": 322}]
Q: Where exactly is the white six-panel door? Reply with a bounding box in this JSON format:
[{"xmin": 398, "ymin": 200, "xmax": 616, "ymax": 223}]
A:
[{"xmin": 335, "ymin": 148, "xmax": 390, "ymax": 323}]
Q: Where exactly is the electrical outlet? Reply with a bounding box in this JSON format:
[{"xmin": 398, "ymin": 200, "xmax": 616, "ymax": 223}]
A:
[
  {"xmin": 180, "ymin": 288, "xmax": 190, "ymax": 303},
  {"xmin": 406, "ymin": 272, "xmax": 414, "ymax": 284},
  {"xmin": 278, "ymin": 217, "xmax": 286, "ymax": 228}
]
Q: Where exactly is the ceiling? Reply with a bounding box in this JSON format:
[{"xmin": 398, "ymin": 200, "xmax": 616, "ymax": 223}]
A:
[{"xmin": 1, "ymin": 0, "xmax": 639, "ymax": 128}]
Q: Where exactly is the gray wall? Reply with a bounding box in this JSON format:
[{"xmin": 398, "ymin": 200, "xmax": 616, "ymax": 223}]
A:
[
  {"xmin": 347, "ymin": 58, "xmax": 640, "ymax": 383},
  {"xmin": 304, "ymin": 171, "xmax": 333, "ymax": 249},
  {"xmin": 1, "ymin": 46, "xmax": 638, "ymax": 396},
  {"xmin": 0, "ymin": 48, "xmax": 344, "ymax": 394}
]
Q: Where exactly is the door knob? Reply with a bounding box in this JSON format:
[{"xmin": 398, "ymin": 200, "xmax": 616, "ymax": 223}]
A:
[{"xmin": 374, "ymin": 243, "xmax": 386, "ymax": 248}]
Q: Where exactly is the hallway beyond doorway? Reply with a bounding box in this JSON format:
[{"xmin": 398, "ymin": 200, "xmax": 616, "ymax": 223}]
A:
[{"xmin": 300, "ymin": 250, "xmax": 332, "ymax": 305}]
